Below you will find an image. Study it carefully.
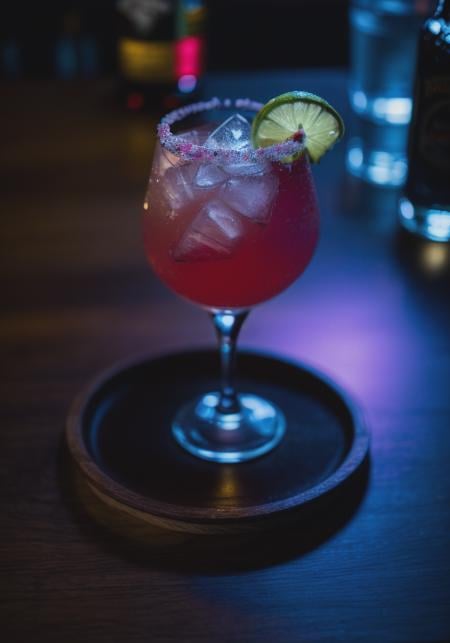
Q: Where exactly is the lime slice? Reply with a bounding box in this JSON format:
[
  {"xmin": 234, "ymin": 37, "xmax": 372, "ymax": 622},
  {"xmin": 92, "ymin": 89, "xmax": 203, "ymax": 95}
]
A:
[{"xmin": 252, "ymin": 91, "xmax": 344, "ymax": 163}]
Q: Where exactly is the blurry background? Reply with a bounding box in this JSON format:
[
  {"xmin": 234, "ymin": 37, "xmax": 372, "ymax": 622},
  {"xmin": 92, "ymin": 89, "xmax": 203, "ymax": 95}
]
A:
[
  {"xmin": 0, "ymin": 0, "xmax": 349, "ymax": 82},
  {"xmin": 2, "ymin": 2, "xmax": 450, "ymax": 642}
]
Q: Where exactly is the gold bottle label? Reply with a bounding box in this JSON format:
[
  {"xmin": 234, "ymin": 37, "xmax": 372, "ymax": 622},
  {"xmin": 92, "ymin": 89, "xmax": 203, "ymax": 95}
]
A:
[{"xmin": 118, "ymin": 37, "xmax": 174, "ymax": 83}]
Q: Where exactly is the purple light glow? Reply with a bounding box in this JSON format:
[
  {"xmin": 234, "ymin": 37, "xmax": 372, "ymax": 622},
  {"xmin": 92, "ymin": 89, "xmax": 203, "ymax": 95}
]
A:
[{"xmin": 241, "ymin": 269, "xmax": 441, "ymax": 417}]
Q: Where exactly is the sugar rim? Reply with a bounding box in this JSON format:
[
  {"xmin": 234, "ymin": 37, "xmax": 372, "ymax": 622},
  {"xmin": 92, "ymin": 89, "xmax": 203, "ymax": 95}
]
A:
[{"xmin": 157, "ymin": 97, "xmax": 305, "ymax": 164}]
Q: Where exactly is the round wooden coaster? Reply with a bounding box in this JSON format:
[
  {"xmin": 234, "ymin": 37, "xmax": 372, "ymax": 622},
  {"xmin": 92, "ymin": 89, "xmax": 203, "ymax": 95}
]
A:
[{"xmin": 66, "ymin": 350, "xmax": 369, "ymax": 534}]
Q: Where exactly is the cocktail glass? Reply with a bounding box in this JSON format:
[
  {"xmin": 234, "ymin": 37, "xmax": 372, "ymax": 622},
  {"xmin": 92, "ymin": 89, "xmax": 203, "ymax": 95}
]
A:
[{"xmin": 143, "ymin": 98, "xmax": 319, "ymax": 463}]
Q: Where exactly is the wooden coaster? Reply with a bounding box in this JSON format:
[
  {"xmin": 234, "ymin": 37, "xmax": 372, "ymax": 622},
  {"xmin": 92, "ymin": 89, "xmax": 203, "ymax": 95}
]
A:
[{"xmin": 66, "ymin": 350, "xmax": 369, "ymax": 535}]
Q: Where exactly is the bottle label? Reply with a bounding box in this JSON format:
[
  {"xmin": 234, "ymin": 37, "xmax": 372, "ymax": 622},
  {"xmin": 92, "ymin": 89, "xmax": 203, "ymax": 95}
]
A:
[
  {"xmin": 420, "ymin": 99, "xmax": 450, "ymax": 172},
  {"xmin": 419, "ymin": 76, "xmax": 450, "ymax": 173},
  {"xmin": 117, "ymin": 0, "xmax": 172, "ymax": 35},
  {"xmin": 118, "ymin": 37, "xmax": 174, "ymax": 82}
]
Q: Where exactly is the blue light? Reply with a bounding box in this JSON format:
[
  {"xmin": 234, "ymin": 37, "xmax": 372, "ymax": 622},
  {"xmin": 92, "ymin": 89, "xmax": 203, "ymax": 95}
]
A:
[
  {"xmin": 372, "ymin": 97, "xmax": 412, "ymax": 124},
  {"xmin": 348, "ymin": 146, "xmax": 363, "ymax": 170},
  {"xmin": 352, "ymin": 90, "xmax": 367, "ymax": 112},
  {"xmin": 428, "ymin": 19, "xmax": 441, "ymax": 35},
  {"xmin": 427, "ymin": 211, "xmax": 450, "ymax": 241},
  {"xmin": 55, "ymin": 39, "xmax": 77, "ymax": 79},
  {"xmin": 178, "ymin": 74, "xmax": 197, "ymax": 94},
  {"xmin": 80, "ymin": 38, "xmax": 99, "ymax": 78},
  {"xmin": 399, "ymin": 198, "xmax": 414, "ymax": 220},
  {"xmin": 2, "ymin": 40, "xmax": 20, "ymax": 77},
  {"xmin": 221, "ymin": 314, "xmax": 235, "ymax": 331}
]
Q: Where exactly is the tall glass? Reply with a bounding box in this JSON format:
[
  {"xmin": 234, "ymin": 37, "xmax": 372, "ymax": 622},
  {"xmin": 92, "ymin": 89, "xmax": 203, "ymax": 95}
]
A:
[
  {"xmin": 347, "ymin": 0, "xmax": 434, "ymax": 186},
  {"xmin": 143, "ymin": 98, "xmax": 319, "ymax": 463}
]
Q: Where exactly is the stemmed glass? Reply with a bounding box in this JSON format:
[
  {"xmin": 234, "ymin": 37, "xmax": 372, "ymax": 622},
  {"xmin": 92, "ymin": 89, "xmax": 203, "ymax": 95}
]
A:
[{"xmin": 143, "ymin": 97, "xmax": 319, "ymax": 463}]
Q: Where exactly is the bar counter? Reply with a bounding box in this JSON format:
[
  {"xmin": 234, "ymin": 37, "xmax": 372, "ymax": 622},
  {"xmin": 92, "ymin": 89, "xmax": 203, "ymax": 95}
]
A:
[{"xmin": 1, "ymin": 70, "xmax": 449, "ymax": 641}]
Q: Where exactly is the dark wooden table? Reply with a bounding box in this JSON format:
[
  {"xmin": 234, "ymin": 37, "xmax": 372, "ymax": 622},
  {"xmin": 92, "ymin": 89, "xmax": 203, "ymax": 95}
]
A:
[{"xmin": 1, "ymin": 71, "xmax": 449, "ymax": 642}]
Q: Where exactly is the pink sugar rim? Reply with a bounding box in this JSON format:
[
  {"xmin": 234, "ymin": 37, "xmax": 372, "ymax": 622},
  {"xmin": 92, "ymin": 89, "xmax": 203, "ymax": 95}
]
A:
[{"xmin": 157, "ymin": 97, "xmax": 305, "ymax": 164}]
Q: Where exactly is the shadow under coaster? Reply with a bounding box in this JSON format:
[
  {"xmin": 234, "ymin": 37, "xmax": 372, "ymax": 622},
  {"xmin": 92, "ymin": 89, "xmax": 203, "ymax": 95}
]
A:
[{"xmin": 66, "ymin": 350, "xmax": 369, "ymax": 535}]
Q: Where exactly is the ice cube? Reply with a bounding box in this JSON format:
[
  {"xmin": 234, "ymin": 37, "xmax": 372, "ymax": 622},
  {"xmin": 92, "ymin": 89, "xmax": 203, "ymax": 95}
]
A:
[
  {"xmin": 194, "ymin": 163, "xmax": 227, "ymax": 188},
  {"xmin": 222, "ymin": 158, "xmax": 270, "ymax": 176},
  {"xmin": 157, "ymin": 146, "xmax": 181, "ymax": 174},
  {"xmin": 205, "ymin": 114, "xmax": 252, "ymax": 152},
  {"xmin": 173, "ymin": 200, "xmax": 244, "ymax": 262},
  {"xmin": 157, "ymin": 131, "xmax": 202, "ymax": 175},
  {"xmin": 221, "ymin": 174, "xmax": 279, "ymax": 224},
  {"xmin": 205, "ymin": 113, "xmax": 270, "ymax": 175},
  {"xmin": 174, "ymin": 129, "xmax": 201, "ymax": 145},
  {"xmin": 161, "ymin": 162, "xmax": 198, "ymax": 210}
]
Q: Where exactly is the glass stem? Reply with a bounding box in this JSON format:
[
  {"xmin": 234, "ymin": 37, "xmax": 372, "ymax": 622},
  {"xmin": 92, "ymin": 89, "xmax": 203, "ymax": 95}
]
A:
[{"xmin": 211, "ymin": 310, "xmax": 249, "ymax": 416}]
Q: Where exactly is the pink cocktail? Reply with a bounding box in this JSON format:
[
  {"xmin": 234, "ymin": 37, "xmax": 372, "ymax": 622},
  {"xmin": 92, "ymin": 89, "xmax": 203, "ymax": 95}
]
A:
[
  {"xmin": 143, "ymin": 97, "xmax": 322, "ymax": 463},
  {"xmin": 144, "ymin": 132, "xmax": 319, "ymax": 310}
]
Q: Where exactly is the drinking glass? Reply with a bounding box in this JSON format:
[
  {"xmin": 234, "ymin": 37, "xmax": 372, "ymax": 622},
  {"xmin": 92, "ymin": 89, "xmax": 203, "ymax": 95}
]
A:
[
  {"xmin": 143, "ymin": 98, "xmax": 319, "ymax": 463},
  {"xmin": 347, "ymin": 0, "xmax": 434, "ymax": 186}
]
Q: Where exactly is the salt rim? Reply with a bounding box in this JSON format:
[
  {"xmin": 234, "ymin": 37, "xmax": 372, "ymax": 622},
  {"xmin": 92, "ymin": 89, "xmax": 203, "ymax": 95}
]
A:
[{"xmin": 157, "ymin": 97, "xmax": 305, "ymax": 164}]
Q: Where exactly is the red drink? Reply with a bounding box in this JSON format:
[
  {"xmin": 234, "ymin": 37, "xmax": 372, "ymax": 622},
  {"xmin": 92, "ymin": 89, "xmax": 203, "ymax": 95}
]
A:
[
  {"xmin": 143, "ymin": 135, "xmax": 319, "ymax": 309},
  {"xmin": 140, "ymin": 96, "xmax": 342, "ymax": 464}
]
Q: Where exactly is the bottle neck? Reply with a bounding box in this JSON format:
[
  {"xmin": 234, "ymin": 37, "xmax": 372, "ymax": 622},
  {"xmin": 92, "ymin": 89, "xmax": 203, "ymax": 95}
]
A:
[{"xmin": 434, "ymin": 0, "xmax": 450, "ymax": 21}]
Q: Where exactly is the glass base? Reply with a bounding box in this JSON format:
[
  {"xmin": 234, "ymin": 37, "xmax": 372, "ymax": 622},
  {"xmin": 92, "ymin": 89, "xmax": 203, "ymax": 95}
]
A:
[
  {"xmin": 346, "ymin": 137, "xmax": 407, "ymax": 187},
  {"xmin": 172, "ymin": 392, "xmax": 286, "ymax": 463},
  {"xmin": 399, "ymin": 198, "xmax": 450, "ymax": 243}
]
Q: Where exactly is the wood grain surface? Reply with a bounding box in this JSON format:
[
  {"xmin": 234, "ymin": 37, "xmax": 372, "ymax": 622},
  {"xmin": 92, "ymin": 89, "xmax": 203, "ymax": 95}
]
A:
[{"xmin": 1, "ymin": 72, "xmax": 450, "ymax": 642}]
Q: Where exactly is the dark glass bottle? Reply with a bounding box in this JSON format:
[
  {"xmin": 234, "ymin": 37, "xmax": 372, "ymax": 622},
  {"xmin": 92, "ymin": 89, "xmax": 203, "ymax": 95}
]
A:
[
  {"xmin": 0, "ymin": 6, "xmax": 22, "ymax": 78},
  {"xmin": 54, "ymin": 8, "xmax": 101, "ymax": 80},
  {"xmin": 400, "ymin": 0, "xmax": 450, "ymax": 241},
  {"xmin": 116, "ymin": 0, "xmax": 206, "ymax": 113}
]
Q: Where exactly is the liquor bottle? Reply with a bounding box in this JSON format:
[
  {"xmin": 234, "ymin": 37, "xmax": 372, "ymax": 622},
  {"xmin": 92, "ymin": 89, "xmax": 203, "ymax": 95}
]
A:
[
  {"xmin": 1, "ymin": 1, "xmax": 104, "ymax": 81},
  {"xmin": 116, "ymin": 0, "xmax": 206, "ymax": 112},
  {"xmin": 1, "ymin": 5, "xmax": 21, "ymax": 78},
  {"xmin": 1, "ymin": 4, "xmax": 57, "ymax": 79},
  {"xmin": 400, "ymin": 0, "xmax": 450, "ymax": 242},
  {"xmin": 54, "ymin": 3, "xmax": 100, "ymax": 80}
]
